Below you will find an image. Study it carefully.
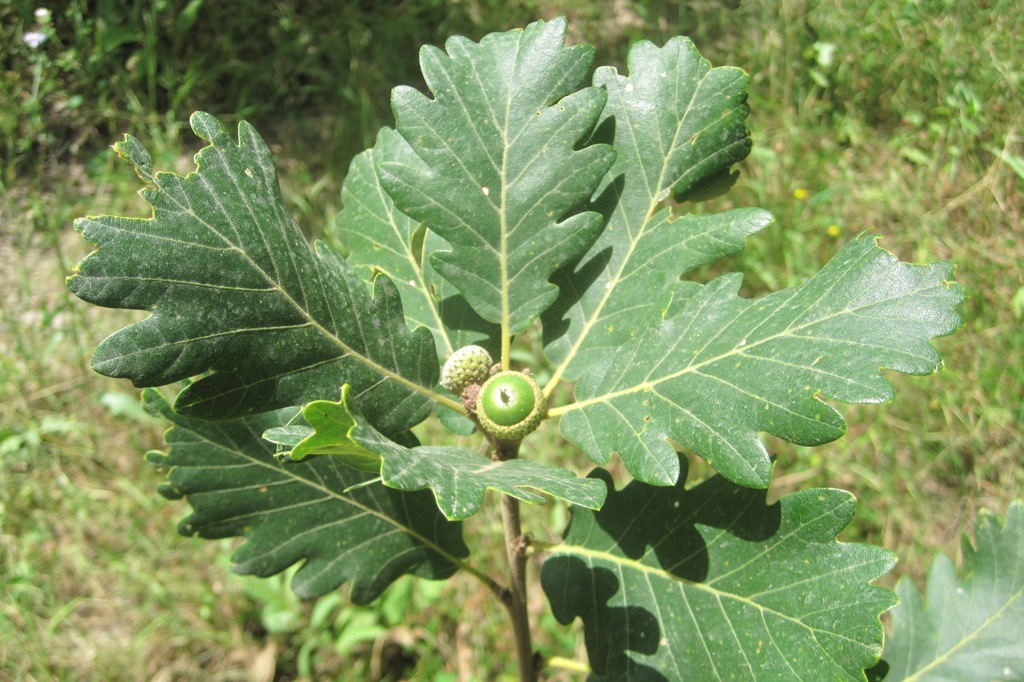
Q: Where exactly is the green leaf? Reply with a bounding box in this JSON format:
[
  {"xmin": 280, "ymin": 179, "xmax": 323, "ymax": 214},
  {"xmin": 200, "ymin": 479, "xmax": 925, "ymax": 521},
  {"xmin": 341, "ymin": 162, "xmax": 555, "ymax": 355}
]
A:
[
  {"xmin": 380, "ymin": 18, "xmax": 616, "ymax": 334},
  {"xmin": 266, "ymin": 385, "xmax": 607, "ymax": 520},
  {"xmin": 337, "ymin": 127, "xmax": 500, "ymax": 359},
  {"xmin": 541, "ymin": 458, "xmax": 897, "ymax": 680},
  {"xmin": 67, "ymin": 112, "xmax": 441, "ymax": 434},
  {"xmin": 881, "ymin": 502, "xmax": 1024, "ymax": 681},
  {"xmin": 142, "ymin": 389, "xmax": 468, "ymax": 603},
  {"xmin": 556, "ymin": 235, "xmax": 965, "ymax": 488},
  {"xmin": 544, "ymin": 37, "xmax": 768, "ymax": 384}
]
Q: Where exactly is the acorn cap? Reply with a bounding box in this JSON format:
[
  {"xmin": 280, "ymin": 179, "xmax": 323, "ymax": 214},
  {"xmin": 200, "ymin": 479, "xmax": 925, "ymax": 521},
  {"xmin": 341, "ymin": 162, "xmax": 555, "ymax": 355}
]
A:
[{"xmin": 476, "ymin": 371, "xmax": 546, "ymax": 441}]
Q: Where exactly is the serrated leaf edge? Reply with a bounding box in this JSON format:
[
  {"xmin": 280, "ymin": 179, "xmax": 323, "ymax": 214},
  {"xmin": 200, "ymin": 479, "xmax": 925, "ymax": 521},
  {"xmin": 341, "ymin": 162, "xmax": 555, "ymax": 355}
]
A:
[
  {"xmin": 895, "ymin": 502, "xmax": 1024, "ymax": 682},
  {"xmin": 551, "ymin": 235, "xmax": 964, "ymax": 419},
  {"xmin": 141, "ymin": 387, "xmax": 483, "ymax": 584},
  {"xmin": 549, "ymin": 521, "xmax": 895, "ymax": 653},
  {"xmin": 543, "ymin": 39, "xmax": 755, "ymax": 396},
  {"xmin": 270, "ymin": 385, "xmax": 608, "ymax": 520},
  {"xmin": 71, "ymin": 113, "xmax": 463, "ymax": 418}
]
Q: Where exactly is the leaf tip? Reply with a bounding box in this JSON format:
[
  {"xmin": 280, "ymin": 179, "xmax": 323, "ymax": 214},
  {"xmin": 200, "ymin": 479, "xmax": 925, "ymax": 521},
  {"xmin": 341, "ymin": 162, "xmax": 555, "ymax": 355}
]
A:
[
  {"xmin": 189, "ymin": 111, "xmax": 233, "ymax": 150},
  {"xmin": 112, "ymin": 133, "xmax": 154, "ymax": 183}
]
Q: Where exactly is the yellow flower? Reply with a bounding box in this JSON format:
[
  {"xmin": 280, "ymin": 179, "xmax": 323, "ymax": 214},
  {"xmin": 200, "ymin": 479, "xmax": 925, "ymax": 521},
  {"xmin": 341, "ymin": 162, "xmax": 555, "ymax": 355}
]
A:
[
  {"xmin": 793, "ymin": 187, "xmax": 809, "ymax": 200},
  {"xmin": 827, "ymin": 224, "xmax": 842, "ymax": 237}
]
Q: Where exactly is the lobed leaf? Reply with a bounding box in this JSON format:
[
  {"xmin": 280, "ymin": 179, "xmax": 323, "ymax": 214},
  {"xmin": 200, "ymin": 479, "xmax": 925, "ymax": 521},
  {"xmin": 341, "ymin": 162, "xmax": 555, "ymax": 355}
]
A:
[
  {"xmin": 265, "ymin": 385, "xmax": 607, "ymax": 520},
  {"xmin": 337, "ymin": 127, "xmax": 499, "ymax": 360},
  {"xmin": 380, "ymin": 17, "xmax": 615, "ymax": 335},
  {"xmin": 143, "ymin": 389, "xmax": 467, "ymax": 603},
  {"xmin": 67, "ymin": 113, "xmax": 439, "ymax": 434},
  {"xmin": 881, "ymin": 502, "xmax": 1024, "ymax": 681},
  {"xmin": 542, "ymin": 457, "xmax": 897, "ymax": 680},
  {"xmin": 557, "ymin": 235, "xmax": 965, "ymax": 488},
  {"xmin": 544, "ymin": 37, "xmax": 768, "ymax": 383}
]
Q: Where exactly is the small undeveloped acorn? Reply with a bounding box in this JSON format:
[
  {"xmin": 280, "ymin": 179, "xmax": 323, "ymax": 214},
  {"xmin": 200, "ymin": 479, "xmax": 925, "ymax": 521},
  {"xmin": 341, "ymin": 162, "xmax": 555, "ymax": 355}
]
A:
[
  {"xmin": 441, "ymin": 345, "xmax": 493, "ymax": 394},
  {"xmin": 476, "ymin": 371, "xmax": 546, "ymax": 441}
]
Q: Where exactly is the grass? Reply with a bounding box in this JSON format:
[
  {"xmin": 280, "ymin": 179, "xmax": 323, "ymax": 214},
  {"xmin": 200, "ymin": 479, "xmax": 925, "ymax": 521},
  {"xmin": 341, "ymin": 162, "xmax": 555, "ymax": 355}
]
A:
[
  {"xmin": 2, "ymin": 1, "xmax": 1022, "ymax": 679},
  {"xmin": 1, "ymin": 176, "xmax": 250, "ymax": 679}
]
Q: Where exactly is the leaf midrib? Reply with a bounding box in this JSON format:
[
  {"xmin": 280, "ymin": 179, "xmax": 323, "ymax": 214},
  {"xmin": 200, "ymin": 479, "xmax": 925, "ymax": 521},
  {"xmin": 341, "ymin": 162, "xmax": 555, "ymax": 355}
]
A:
[
  {"xmin": 902, "ymin": 580, "xmax": 1024, "ymax": 681},
  {"xmin": 151, "ymin": 157, "xmax": 462, "ymax": 414},
  {"xmin": 550, "ymin": 542, "xmax": 880, "ymax": 652},
  {"xmin": 551, "ymin": 253, "xmax": 941, "ymax": 417},
  {"xmin": 542, "ymin": 61, "xmax": 728, "ymax": 396},
  {"xmin": 376, "ymin": 168, "xmax": 457, "ymax": 357},
  {"xmin": 180, "ymin": 418, "xmax": 482, "ymax": 581}
]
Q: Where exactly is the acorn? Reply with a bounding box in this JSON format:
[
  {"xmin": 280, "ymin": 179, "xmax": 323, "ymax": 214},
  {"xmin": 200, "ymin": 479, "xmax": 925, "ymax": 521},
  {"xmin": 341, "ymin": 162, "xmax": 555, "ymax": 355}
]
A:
[
  {"xmin": 440, "ymin": 345, "xmax": 493, "ymax": 395},
  {"xmin": 475, "ymin": 371, "xmax": 546, "ymax": 441}
]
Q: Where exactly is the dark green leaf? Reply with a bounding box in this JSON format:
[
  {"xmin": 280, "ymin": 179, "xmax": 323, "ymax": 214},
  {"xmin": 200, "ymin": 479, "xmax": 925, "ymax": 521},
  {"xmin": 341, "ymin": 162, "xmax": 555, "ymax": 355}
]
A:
[
  {"xmin": 266, "ymin": 385, "xmax": 607, "ymax": 520},
  {"xmin": 143, "ymin": 389, "xmax": 468, "ymax": 603},
  {"xmin": 337, "ymin": 127, "xmax": 499, "ymax": 359},
  {"xmin": 380, "ymin": 18, "xmax": 615, "ymax": 335},
  {"xmin": 543, "ymin": 37, "xmax": 767, "ymax": 384},
  {"xmin": 68, "ymin": 113, "xmax": 440, "ymax": 434},
  {"xmin": 557, "ymin": 236, "xmax": 965, "ymax": 488},
  {"xmin": 882, "ymin": 502, "xmax": 1024, "ymax": 681},
  {"xmin": 542, "ymin": 458, "xmax": 897, "ymax": 680}
]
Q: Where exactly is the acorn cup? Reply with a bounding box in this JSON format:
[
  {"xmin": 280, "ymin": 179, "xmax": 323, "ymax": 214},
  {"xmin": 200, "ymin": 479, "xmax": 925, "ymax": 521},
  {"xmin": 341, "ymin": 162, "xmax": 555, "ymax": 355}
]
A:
[{"xmin": 475, "ymin": 371, "xmax": 546, "ymax": 442}]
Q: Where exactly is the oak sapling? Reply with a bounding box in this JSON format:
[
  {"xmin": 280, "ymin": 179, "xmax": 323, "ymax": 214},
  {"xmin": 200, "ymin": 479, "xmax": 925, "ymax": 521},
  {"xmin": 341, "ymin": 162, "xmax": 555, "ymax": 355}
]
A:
[{"xmin": 68, "ymin": 17, "xmax": 966, "ymax": 681}]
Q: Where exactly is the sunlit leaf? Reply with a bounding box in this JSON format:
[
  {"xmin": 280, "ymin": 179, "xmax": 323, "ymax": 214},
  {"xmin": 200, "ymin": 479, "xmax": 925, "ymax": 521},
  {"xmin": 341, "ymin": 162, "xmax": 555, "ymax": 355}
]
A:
[
  {"xmin": 557, "ymin": 236, "xmax": 964, "ymax": 488},
  {"xmin": 544, "ymin": 37, "xmax": 768, "ymax": 382},
  {"xmin": 337, "ymin": 127, "xmax": 499, "ymax": 359},
  {"xmin": 542, "ymin": 458, "xmax": 897, "ymax": 680},
  {"xmin": 881, "ymin": 502, "xmax": 1024, "ymax": 681},
  {"xmin": 264, "ymin": 385, "xmax": 607, "ymax": 520},
  {"xmin": 68, "ymin": 113, "xmax": 439, "ymax": 434},
  {"xmin": 380, "ymin": 17, "xmax": 615, "ymax": 334}
]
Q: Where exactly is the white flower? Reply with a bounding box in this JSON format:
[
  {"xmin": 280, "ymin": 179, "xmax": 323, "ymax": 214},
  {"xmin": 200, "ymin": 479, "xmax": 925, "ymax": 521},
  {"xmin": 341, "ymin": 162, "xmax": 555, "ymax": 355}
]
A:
[
  {"xmin": 23, "ymin": 31, "xmax": 47, "ymax": 49},
  {"xmin": 34, "ymin": 7, "xmax": 52, "ymax": 21}
]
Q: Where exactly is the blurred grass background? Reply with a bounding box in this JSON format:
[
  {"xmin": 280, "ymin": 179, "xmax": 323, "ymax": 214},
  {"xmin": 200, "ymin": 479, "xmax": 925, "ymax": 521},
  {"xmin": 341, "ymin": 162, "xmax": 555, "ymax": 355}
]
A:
[{"xmin": 1, "ymin": 0, "xmax": 1021, "ymax": 679}]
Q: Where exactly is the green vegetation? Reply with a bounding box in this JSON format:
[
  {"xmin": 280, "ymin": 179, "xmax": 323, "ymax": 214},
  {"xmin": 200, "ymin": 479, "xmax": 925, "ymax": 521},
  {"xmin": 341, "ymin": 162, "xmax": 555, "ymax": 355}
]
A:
[{"xmin": 2, "ymin": 1, "xmax": 1021, "ymax": 679}]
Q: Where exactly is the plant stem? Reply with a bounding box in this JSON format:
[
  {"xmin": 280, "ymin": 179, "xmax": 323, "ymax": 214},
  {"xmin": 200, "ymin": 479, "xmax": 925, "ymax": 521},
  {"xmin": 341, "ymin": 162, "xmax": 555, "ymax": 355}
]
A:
[
  {"xmin": 495, "ymin": 439, "xmax": 536, "ymax": 682},
  {"xmin": 501, "ymin": 492, "xmax": 535, "ymax": 682}
]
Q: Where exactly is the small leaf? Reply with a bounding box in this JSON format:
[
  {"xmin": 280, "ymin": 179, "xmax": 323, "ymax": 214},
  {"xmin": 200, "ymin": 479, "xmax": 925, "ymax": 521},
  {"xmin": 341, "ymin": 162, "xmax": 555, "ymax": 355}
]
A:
[
  {"xmin": 272, "ymin": 386, "xmax": 607, "ymax": 520},
  {"xmin": 544, "ymin": 37, "xmax": 766, "ymax": 384},
  {"xmin": 381, "ymin": 18, "xmax": 616, "ymax": 334},
  {"xmin": 142, "ymin": 389, "xmax": 467, "ymax": 603},
  {"xmin": 337, "ymin": 127, "xmax": 499, "ymax": 359},
  {"xmin": 557, "ymin": 235, "xmax": 965, "ymax": 488},
  {"xmin": 881, "ymin": 502, "xmax": 1024, "ymax": 681},
  {"xmin": 541, "ymin": 458, "xmax": 897, "ymax": 680},
  {"xmin": 68, "ymin": 113, "xmax": 440, "ymax": 435}
]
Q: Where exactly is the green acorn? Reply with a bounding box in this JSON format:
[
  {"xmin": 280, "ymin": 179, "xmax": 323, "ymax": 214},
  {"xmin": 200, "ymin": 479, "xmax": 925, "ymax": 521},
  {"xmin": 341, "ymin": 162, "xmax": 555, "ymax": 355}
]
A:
[
  {"xmin": 440, "ymin": 345, "xmax": 493, "ymax": 394},
  {"xmin": 476, "ymin": 371, "xmax": 546, "ymax": 441}
]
